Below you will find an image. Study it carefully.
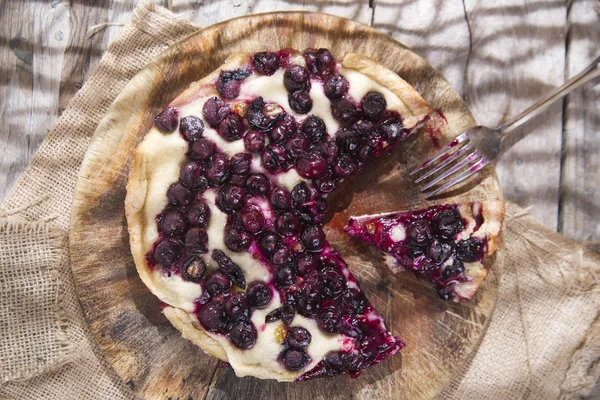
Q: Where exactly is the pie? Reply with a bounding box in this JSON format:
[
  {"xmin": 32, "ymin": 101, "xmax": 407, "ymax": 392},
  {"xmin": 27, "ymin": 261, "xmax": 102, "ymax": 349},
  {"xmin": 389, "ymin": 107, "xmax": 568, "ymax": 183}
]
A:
[
  {"xmin": 125, "ymin": 47, "xmax": 434, "ymax": 381},
  {"xmin": 344, "ymin": 201, "xmax": 505, "ymax": 302}
]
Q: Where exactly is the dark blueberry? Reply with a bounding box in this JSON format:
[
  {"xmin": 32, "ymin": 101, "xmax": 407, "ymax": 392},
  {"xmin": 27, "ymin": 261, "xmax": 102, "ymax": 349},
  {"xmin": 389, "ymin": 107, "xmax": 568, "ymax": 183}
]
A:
[
  {"xmin": 333, "ymin": 154, "xmax": 358, "ymax": 178},
  {"xmin": 187, "ymin": 200, "xmax": 211, "ymax": 227},
  {"xmin": 433, "ymin": 209, "xmax": 464, "ymax": 240},
  {"xmin": 167, "ymin": 182, "xmax": 193, "ymax": 208},
  {"xmin": 300, "ymin": 116, "xmax": 327, "ymax": 144},
  {"xmin": 191, "ymin": 138, "xmax": 215, "ymax": 160},
  {"xmin": 291, "ymin": 182, "xmax": 311, "ymax": 206},
  {"xmin": 181, "ymin": 256, "xmax": 206, "ymax": 282},
  {"xmin": 154, "ymin": 106, "xmax": 178, "ymax": 132},
  {"xmin": 318, "ymin": 141, "xmax": 339, "ymax": 164},
  {"xmin": 230, "ymin": 153, "xmax": 252, "ymax": 176},
  {"xmin": 218, "ymin": 113, "xmax": 244, "ymax": 142},
  {"xmin": 244, "ymin": 130, "xmax": 266, "ymax": 153},
  {"xmin": 236, "ymin": 205, "xmax": 265, "ymax": 234},
  {"xmin": 313, "ymin": 172, "xmax": 337, "ymax": 194},
  {"xmin": 261, "ymin": 147, "xmax": 280, "ymax": 172},
  {"xmin": 455, "ymin": 239, "xmax": 482, "ymax": 262},
  {"xmin": 179, "ymin": 115, "xmax": 204, "ymax": 141},
  {"xmin": 258, "ymin": 231, "xmax": 282, "ymax": 255},
  {"xmin": 202, "ymin": 97, "xmax": 231, "ymax": 126},
  {"xmin": 357, "ymin": 144, "xmax": 375, "ymax": 163},
  {"xmin": 303, "ymin": 48, "xmax": 335, "ymax": 77},
  {"xmin": 300, "ymin": 225, "xmax": 326, "ymax": 252},
  {"xmin": 303, "ymin": 49, "xmax": 319, "ymax": 75},
  {"xmin": 339, "ymin": 315, "xmax": 363, "ymax": 338},
  {"xmin": 408, "ymin": 219, "xmax": 431, "ymax": 245},
  {"xmin": 336, "ymin": 128, "xmax": 362, "ymax": 155},
  {"xmin": 280, "ymin": 303, "xmax": 296, "ymax": 325},
  {"xmin": 295, "ymin": 150, "xmax": 328, "ymax": 179},
  {"xmin": 320, "ymin": 268, "xmax": 345, "ymax": 298},
  {"xmin": 378, "ymin": 118, "xmax": 404, "ymax": 143},
  {"xmin": 271, "ymin": 245, "xmax": 292, "ymax": 266},
  {"xmin": 199, "ymin": 301, "xmax": 226, "ymax": 333},
  {"xmin": 295, "ymin": 253, "xmax": 319, "ymax": 276},
  {"xmin": 283, "ymin": 65, "xmax": 309, "ymax": 92},
  {"xmin": 247, "ymin": 97, "xmax": 282, "ymax": 131},
  {"xmin": 296, "ymin": 283, "xmax": 322, "ymax": 316},
  {"xmin": 275, "ymin": 212, "xmax": 301, "ymax": 236},
  {"xmin": 245, "ymin": 173, "xmax": 271, "ymax": 196},
  {"xmin": 332, "ymin": 98, "xmax": 358, "ymax": 123},
  {"xmin": 205, "ymin": 271, "xmax": 232, "ymax": 296},
  {"xmin": 224, "ymin": 227, "xmax": 252, "ymax": 252},
  {"xmin": 288, "ymin": 90, "xmax": 312, "ymax": 114},
  {"xmin": 428, "ymin": 238, "xmax": 453, "ymax": 264},
  {"xmin": 352, "ymin": 119, "xmax": 374, "ymax": 138},
  {"xmin": 284, "ymin": 134, "xmax": 309, "ymax": 159},
  {"xmin": 269, "ymin": 144, "xmax": 289, "ymax": 170},
  {"xmin": 246, "ymin": 281, "xmax": 272, "ymax": 309},
  {"xmin": 324, "ymin": 74, "xmax": 349, "ymax": 101},
  {"xmin": 317, "ymin": 307, "xmax": 342, "ymax": 334},
  {"xmin": 275, "ymin": 264, "xmax": 297, "ymax": 287},
  {"xmin": 153, "ymin": 239, "xmax": 181, "ymax": 266},
  {"xmin": 407, "ymin": 243, "xmax": 427, "ymax": 258},
  {"xmin": 206, "ymin": 154, "xmax": 231, "ymax": 186},
  {"xmin": 441, "ymin": 258, "xmax": 465, "ymax": 281},
  {"xmin": 315, "ymin": 197, "xmax": 328, "ymax": 214},
  {"xmin": 281, "ymin": 349, "xmax": 309, "ymax": 371},
  {"xmin": 253, "ymin": 52, "xmax": 279, "ymax": 75},
  {"xmin": 269, "ymin": 113, "xmax": 297, "ymax": 144},
  {"xmin": 216, "ymin": 69, "xmax": 251, "ymax": 100},
  {"xmin": 160, "ymin": 210, "xmax": 186, "ymax": 237},
  {"xmin": 212, "ymin": 249, "xmax": 246, "ymax": 288},
  {"xmin": 438, "ymin": 286, "xmax": 454, "ymax": 301},
  {"xmin": 361, "ymin": 91, "xmax": 387, "ymax": 120},
  {"xmin": 229, "ymin": 321, "xmax": 257, "ymax": 349},
  {"xmin": 270, "ymin": 187, "xmax": 291, "ymax": 211},
  {"xmin": 324, "ymin": 351, "xmax": 355, "ymax": 372},
  {"xmin": 287, "ymin": 326, "xmax": 311, "ymax": 349},
  {"xmin": 229, "ymin": 174, "xmax": 246, "ymax": 186},
  {"xmin": 224, "ymin": 293, "xmax": 249, "ymax": 320},
  {"xmin": 265, "ymin": 308, "xmax": 282, "ymax": 323},
  {"xmin": 217, "ymin": 184, "xmax": 247, "ymax": 213},
  {"xmin": 179, "ymin": 161, "xmax": 204, "ymax": 189},
  {"xmin": 184, "ymin": 227, "xmax": 209, "ymax": 254},
  {"xmin": 340, "ymin": 288, "xmax": 367, "ymax": 314}
]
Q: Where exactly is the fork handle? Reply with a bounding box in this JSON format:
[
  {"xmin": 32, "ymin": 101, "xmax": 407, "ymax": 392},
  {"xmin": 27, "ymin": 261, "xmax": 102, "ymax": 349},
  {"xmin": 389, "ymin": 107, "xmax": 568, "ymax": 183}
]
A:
[{"xmin": 497, "ymin": 55, "xmax": 600, "ymax": 136}]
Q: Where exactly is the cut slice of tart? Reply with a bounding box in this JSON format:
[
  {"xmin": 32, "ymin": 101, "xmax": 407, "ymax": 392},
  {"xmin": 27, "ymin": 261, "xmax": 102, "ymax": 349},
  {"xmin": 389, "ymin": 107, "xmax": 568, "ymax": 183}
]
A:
[
  {"xmin": 344, "ymin": 201, "xmax": 504, "ymax": 302},
  {"xmin": 125, "ymin": 48, "xmax": 432, "ymax": 381}
]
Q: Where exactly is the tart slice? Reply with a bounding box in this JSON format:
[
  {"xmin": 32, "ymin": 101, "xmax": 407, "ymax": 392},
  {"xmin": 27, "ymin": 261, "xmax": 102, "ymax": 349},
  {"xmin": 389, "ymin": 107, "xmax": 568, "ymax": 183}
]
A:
[
  {"xmin": 126, "ymin": 48, "xmax": 432, "ymax": 381},
  {"xmin": 344, "ymin": 201, "xmax": 504, "ymax": 302}
]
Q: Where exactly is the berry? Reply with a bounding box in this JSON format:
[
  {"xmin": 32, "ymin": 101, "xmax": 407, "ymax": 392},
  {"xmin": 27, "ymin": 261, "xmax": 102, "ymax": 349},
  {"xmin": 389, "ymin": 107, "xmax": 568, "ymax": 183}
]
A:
[
  {"xmin": 184, "ymin": 227, "xmax": 209, "ymax": 254},
  {"xmin": 257, "ymin": 231, "xmax": 282, "ymax": 255},
  {"xmin": 202, "ymin": 97, "xmax": 230, "ymax": 126},
  {"xmin": 206, "ymin": 154, "xmax": 231, "ymax": 186},
  {"xmin": 270, "ymin": 187, "xmax": 291, "ymax": 211},
  {"xmin": 271, "ymin": 245, "xmax": 292, "ymax": 266},
  {"xmin": 216, "ymin": 69, "xmax": 251, "ymax": 99},
  {"xmin": 253, "ymin": 52, "xmax": 279, "ymax": 75},
  {"xmin": 186, "ymin": 201, "xmax": 211, "ymax": 227},
  {"xmin": 179, "ymin": 161, "xmax": 205, "ymax": 189},
  {"xmin": 229, "ymin": 321, "xmax": 257, "ymax": 349},
  {"xmin": 244, "ymin": 130, "xmax": 266, "ymax": 153},
  {"xmin": 205, "ymin": 271, "xmax": 231, "ymax": 296},
  {"xmin": 179, "ymin": 115, "xmax": 204, "ymax": 141},
  {"xmin": 407, "ymin": 219, "xmax": 431, "ymax": 245},
  {"xmin": 441, "ymin": 259, "xmax": 465, "ymax": 281},
  {"xmin": 295, "ymin": 150, "xmax": 328, "ymax": 179},
  {"xmin": 288, "ymin": 90, "xmax": 312, "ymax": 114},
  {"xmin": 301, "ymin": 225, "xmax": 326, "ymax": 251},
  {"xmin": 212, "ymin": 249, "xmax": 246, "ymax": 288},
  {"xmin": 237, "ymin": 205, "xmax": 265, "ymax": 234},
  {"xmin": 283, "ymin": 65, "xmax": 309, "ymax": 92},
  {"xmin": 333, "ymin": 154, "xmax": 358, "ymax": 178},
  {"xmin": 218, "ymin": 114, "xmax": 244, "ymax": 141},
  {"xmin": 324, "ymin": 74, "xmax": 349, "ymax": 101},
  {"xmin": 291, "ymin": 182, "xmax": 311, "ymax": 206},
  {"xmin": 224, "ymin": 227, "xmax": 252, "ymax": 252},
  {"xmin": 319, "ymin": 141, "xmax": 339, "ymax": 164},
  {"xmin": 224, "ymin": 293, "xmax": 249, "ymax": 320},
  {"xmin": 153, "ymin": 239, "xmax": 181, "ymax": 266},
  {"xmin": 427, "ymin": 238, "xmax": 453, "ymax": 264},
  {"xmin": 230, "ymin": 153, "xmax": 252, "ymax": 176},
  {"xmin": 295, "ymin": 253, "xmax": 318, "ymax": 276},
  {"xmin": 247, "ymin": 97, "xmax": 282, "ymax": 131},
  {"xmin": 378, "ymin": 118, "xmax": 403, "ymax": 143},
  {"xmin": 275, "ymin": 212, "xmax": 301, "ymax": 236},
  {"xmin": 191, "ymin": 138, "xmax": 215, "ymax": 160},
  {"xmin": 160, "ymin": 210, "xmax": 186, "ymax": 237},
  {"xmin": 433, "ymin": 209, "xmax": 464, "ymax": 240},
  {"xmin": 181, "ymin": 256, "xmax": 206, "ymax": 282},
  {"xmin": 167, "ymin": 183, "xmax": 193, "ymax": 208},
  {"xmin": 269, "ymin": 113, "xmax": 296, "ymax": 144},
  {"xmin": 275, "ymin": 264, "xmax": 297, "ymax": 287},
  {"xmin": 217, "ymin": 184, "xmax": 247, "ymax": 213},
  {"xmin": 287, "ymin": 326, "xmax": 311, "ymax": 349},
  {"xmin": 331, "ymin": 98, "xmax": 357, "ymax": 123},
  {"xmin": 300, "ymin": 115, "xmax": 327, "ymax": 143},
  {"xmin": 281, "ymin": 349, "xmax": 309, "ymax": 371},
  {"xmin": 284, "ymin": 134, "xmax": 309, "ymax": 159},
  {"xmin": 246, "ymin": 281, "xmax": 272, "ymax": 309},
  {"xmin": 199, "ymin": 301, "xmax": 227, "ymax": 333},
  {"xmin": 361, "ymin": 91, "xmax": 387, "ymax": 120},
  {"xmin": 154, "ymin": 107, "xmax": 178, "ymax": 132},
  {"xmin": 245, "ymin": 173, "xmax": 271, "ymax": 196},
  {"xmin": 455, "ymin": 239, "xmax": 482, "ymax": 262},
  {"xmin": 317, "ymin": 307, "xmax": 342, "ymax": 334}
]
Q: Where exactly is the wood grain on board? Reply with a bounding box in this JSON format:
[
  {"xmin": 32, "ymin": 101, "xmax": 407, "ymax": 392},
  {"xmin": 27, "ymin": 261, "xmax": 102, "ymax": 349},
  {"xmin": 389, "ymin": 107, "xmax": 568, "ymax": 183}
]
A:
[{"xmin": 70, "ymin": 12, "xmax": 501, "ymax": 400}]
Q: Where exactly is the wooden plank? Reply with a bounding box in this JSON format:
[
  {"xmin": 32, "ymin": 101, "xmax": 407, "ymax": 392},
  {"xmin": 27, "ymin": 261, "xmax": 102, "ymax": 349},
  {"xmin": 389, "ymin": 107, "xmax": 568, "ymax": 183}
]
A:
[
  {"xmin": 559, "ymin": 0, "xmax": 600, "ymax": 242},
  {"xmin": 462, "ymin": 0, "xmax": 567, "ymax": 231}
]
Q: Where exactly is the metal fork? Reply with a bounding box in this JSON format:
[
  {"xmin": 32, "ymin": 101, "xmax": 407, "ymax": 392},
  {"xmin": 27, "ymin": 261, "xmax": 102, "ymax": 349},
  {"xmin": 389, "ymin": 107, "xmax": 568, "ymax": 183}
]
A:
[{"xmin": 411, "ymin": 55, "xmax": 600, "ymax": 198}]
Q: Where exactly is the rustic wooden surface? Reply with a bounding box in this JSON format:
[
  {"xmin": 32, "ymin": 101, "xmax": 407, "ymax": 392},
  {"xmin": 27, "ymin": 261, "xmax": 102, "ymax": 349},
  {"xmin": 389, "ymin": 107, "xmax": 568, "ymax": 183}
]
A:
[
  {"xmin": 1, "ymin": 0, "xmax": 599, "ymax": 397},
  {"xmin": 69, "ymin": 12, "xmax": 501, "ymax": 400}
]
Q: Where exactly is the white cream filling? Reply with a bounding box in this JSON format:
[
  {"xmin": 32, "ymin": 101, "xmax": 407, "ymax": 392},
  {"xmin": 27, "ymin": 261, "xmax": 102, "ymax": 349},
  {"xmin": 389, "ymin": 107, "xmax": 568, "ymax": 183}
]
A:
[{"xmin": 389, "ymin": 224, "xmax": 406, "ymax": 242}]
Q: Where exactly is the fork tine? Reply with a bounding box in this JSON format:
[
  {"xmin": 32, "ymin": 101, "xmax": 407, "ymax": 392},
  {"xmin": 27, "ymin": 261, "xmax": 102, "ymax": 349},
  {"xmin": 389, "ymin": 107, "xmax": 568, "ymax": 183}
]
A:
[
  {"xmin": 424, "ymin": 158, "xmax": 488, "ymax": 198},
  {"xmin": 420, "ymin": 150, "xmax": 478, "ymax": 191},
  {"xmin": 414, "ymin": 143, "xmax": 474, "ymax": 183},
  {"xmin": 410, "ymin": 134, "xmax": 469, "ymax": 176}
]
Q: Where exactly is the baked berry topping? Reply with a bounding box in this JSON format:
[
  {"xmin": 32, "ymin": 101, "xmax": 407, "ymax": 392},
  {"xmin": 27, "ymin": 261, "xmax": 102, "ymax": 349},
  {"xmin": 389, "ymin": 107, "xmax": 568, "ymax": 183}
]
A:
[
  {"xmin": 224, "ymin": 292, "xmax": 249, "ymax": 320},
  {"xmin": 433, "ymin": 208, "xmax": 464, "ymax": 240},
  {"xmin": 230, "ymin": 321, "xmax": 257, "ymax": 349},
  {"xmin": 301, "ymin": 225, "xmax": 326, "ymax": 252},
  {"xmin": 317, "ymin": 307, "xmax": 342, "ymax": 334},
  {"xmin": 184, "ymin": 227, "xmax": 209, "ymax": 254},
  {"xmin": 284, "ymin": 134, "xmax": 310, "ymax": 158},
  {"xmin": 244, "ymin": 130, "xmax": 266, "ymax": 153},
  {"xmin": 291, "ymin": 182, "xmax": 311, "ymax": 206},
  {"xmin": 270, "ymin": 187, "xmax": 291, "ymax": 211},
  {"xmin": 318, "ymin": 141, "xmax": 339, "ymax": 165},
  {"xmin": 245, "ymin": 173, "xmax": 271, "ymax": 196},
  {"xmin": 257, "ymin": 231, "xmax": 282, "ymax": 255},
  {"xmin": 202, "ymin": 97, "xmax": 231, "ymax": 126},
  {"xmin": 303, "ymin": 48, "xmax": 335, "ymax": 77},
  {"xmin": 275, "ymin": 212, "xmax": 301, "ymax": 236},
  {"xmin": 295, "ymin": 150, "xmax": 328, "ymax": 179},
  {"xmin": 167, "ymin": 183, "xmax": 193, "ymax": 209},
  {"xmin": 179, "ymin": 161, "xmax": 205, "ymax": 189},
  {"xmin": 332, "ymin": 98, "xmax": 357, "ymax": 123},
  {"xmin": 287, "ymin": 326, "xmax": 311, "ymax": 349},
  {"xmin": 236, "ymin": 205, "xmax": 265, "ymax": 234},
  {"xmin": 153, "ymin": 239, "xmax": 181, "ymax": 266},
  {"xmin": 336, "ymin": 128, "xmax": 362, "ymax": 155},
  {"xmin": 269, "ymin": 113, "xmax": 297, "ymax": 144},
  {"xmin": 160, "ymin": 210, "xmax": 187, "ymax": 237},
  {"xmin": 224, "ymin": 227, "xmax": 252, "ymax": 252},
  {"xmin": 427, "ymin": 238, "xmax": 452, "ymax": 264},
  {"xmin": 217, "ymin": 184, "xmax": 247, "ymax": 213},
  {"xmin": 300, "ymin": 115, "xmax": 327, "ymax": 144},
  {"xmin": 288, "ymin": 90, "xmax": 313, "ymax": 114},
  {"xmin": 181, "ymin": 256, "xmax": 206, "ymax": 282},
  {"xmin": 206, "ymin": 154, "xmax": 231, "ymax": 186},
  {"xmin": 281, "ymin": 348, "xmax": 310, "ymax": 371},
  {"xmin": 212, "ymin": 249, "xmax": 246, "ymax": 288},
  {"xmin": 280, "ymin": 303, "xmax": 296, "ymax": 325},
  {"xmin": 246, "ymin": 281, "xmax": 272, "ymax": 309},
  {"xmin": 186, "ymin": 200, "xmax": 211, "ymax": 227},
  {"xmin": 361, "ymin": 91, "xmax": 387, "ymax": 121},
  {"xmin": 247, "ymin": 97, "xmax": 282, "ymax": 131},
  {"xmin": 199, "ymin": 300, "xmax": 227, "ymax": 333},
  {"xmin": 324, "ymin": 74, "xmax": 349, "ymax": 101},
  {"xmin": 216, "ymin": 69, "xmax": 252, "ymax": 100},
  {"xmin": 333, "ymin": 154, "xmax": 358, "ymax": 178},
  {"xmin": 324, "ymin": 351, "xmax": 355, "ymax": 372},
  {"xmin": 455, "ymin": 239, "xmax": 483, "ymax": 262},
  {"xmin": 205, "ymin": 271, "xmax": 232, "ymax": 296},
  {"xmin": 154, "ymin": 106, "xmax": 179, "ymax": 132},
  {"xmin": 377, "ymin": 117, "xmax": 403, "ymax": 143},
  {"xmin": 271, "ymin": 245, "xmax": 292, "ymax": 266},
  {"xmin": 179, "ymin": 115, "xmax": 204, "ymax": 141},
  {"xmin": 275, "ymin": 264, "xmax": 297, "ymax": 288},
  {"xmin": 283, "ymin": 65, "xmax": 309, "ymax": 92},
  {"xmin": 313, "ymin": 172, "xmax": 337, "ymax": 194},
  {"xmin": 253, "ymin": 52, "xmax": 279, "ymax": 76},
  {"xmin": 218, "ymin": 114, "xmax": 245, "ymax": 142},
  {"xmin": 295, "ymin": 253, "xmax": 319, "ymax": 276},
  {"xmin": 191, "ymin": 138, "xmax": 216, "ymax": 160}
]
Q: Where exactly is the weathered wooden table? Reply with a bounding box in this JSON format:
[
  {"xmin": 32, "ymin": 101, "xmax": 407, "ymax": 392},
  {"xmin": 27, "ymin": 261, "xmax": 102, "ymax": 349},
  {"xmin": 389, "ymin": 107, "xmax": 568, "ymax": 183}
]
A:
[{"xmin": 1, "ymin": 0, "xmax": 599, "ymax": 396}]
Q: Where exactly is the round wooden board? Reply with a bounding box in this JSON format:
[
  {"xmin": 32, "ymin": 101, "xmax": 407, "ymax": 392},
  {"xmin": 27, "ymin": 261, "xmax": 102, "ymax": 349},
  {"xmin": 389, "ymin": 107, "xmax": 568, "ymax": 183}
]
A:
[{"xmin": 70, "ymin": 12, "xmax": 503, "ymax": 400}]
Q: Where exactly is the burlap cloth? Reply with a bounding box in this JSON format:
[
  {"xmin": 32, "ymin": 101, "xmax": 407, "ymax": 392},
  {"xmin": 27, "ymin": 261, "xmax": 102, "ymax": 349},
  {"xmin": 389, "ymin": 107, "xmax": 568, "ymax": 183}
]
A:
[{"xmin": 0, "ymin": 3, "xmax": 598, "ymax": 399}]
